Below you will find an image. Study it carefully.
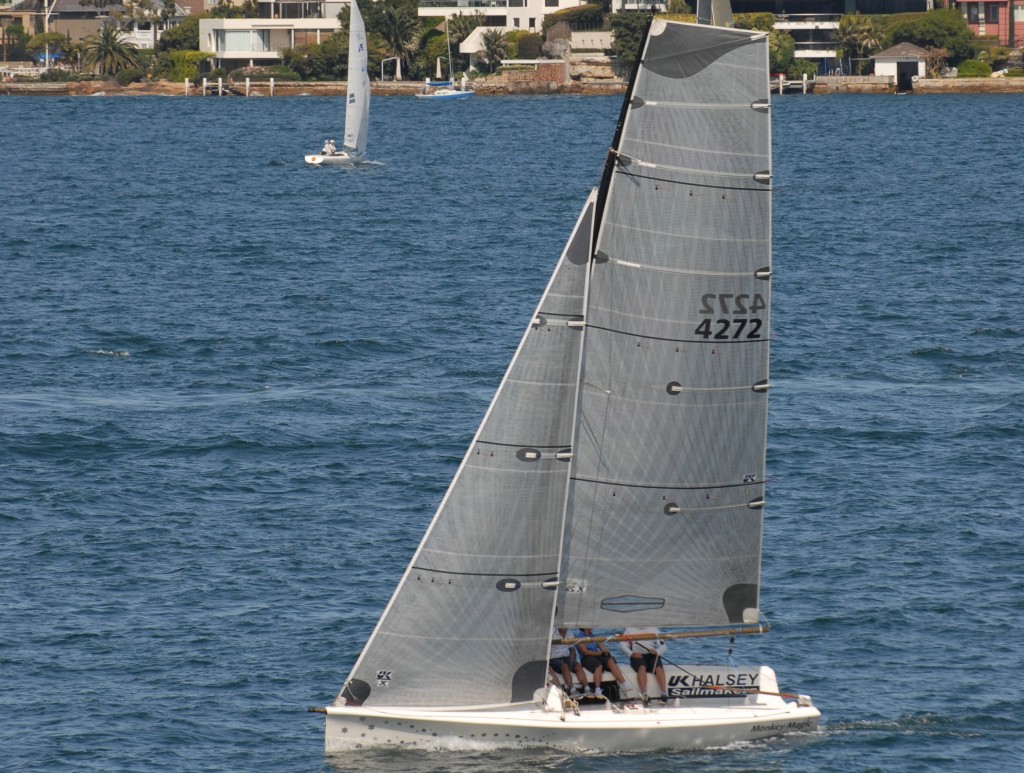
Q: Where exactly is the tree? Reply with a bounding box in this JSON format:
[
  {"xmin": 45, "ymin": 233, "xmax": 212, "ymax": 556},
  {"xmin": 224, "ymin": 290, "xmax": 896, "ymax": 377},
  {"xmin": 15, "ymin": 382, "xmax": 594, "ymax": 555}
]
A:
[
  {"xmin": 281, "ymin": 32, "xmax": 348, "ymax": 80},
  {"xmin": 3, "ymin": 24, "xmax": 31, "ymax": 61},
  {"xmin": 885, "ymin": 9, "xmax": 976, "ymax": 65},
  {"xmin": 448, "ymin": 11, "xmax": 485, "ymax": 47},
  {"xmin": 609, "ymin": 12, "xmax": 648, "ymax": 73},
  {"xmin": 156, "ymin": 14, "xmax": 200, "ymax": 52},
  {"xmin": 477, "ymin": 28, "xmax": 508, "ymax": 74},
  {"xmin": 27, "ymin": 31, "xmax": 67, "ymax": 59},
  {"xmin": 376, "ymin": 4, "xmax": 420, "ymax": 80},
  {"xmin": 768, "ymin": 30, "xmax": 795, "ymax": 74},
  {"xmin": 83, "ymin": 23, "xmax": 139, "ymax": 75},
  {"xmin": 209, "ymin": 0, "xmax": 258, "ymax": 18},
  {"xmin": 835, "ymin": 13, "xmax": 881, "ymax": 74}
]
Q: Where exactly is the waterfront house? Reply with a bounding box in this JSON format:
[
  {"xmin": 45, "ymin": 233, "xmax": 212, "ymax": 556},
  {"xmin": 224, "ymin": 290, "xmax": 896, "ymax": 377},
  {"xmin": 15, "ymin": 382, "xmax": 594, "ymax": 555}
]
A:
[
  {"xmin": 873, "ymin": 41, "xmax": 928, "ymax": 91},
  {"xmin": 3, "ymin": 0, "xmax": 188, "ymax": 49},
  {"xmin": 198, "ymin": 0, "xmax": 343, "ymax": 72},
  {"xmin": 956, "ymin": 0, "xmax": 1023, "ymax": 46}
]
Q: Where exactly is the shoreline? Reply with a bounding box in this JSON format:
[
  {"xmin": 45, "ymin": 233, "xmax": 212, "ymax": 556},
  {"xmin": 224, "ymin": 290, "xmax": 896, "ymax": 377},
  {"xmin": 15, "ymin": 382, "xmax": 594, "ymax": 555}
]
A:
[{"xmin": 3, "ymin": 76, "xmax": 1023, "ymax": 97}]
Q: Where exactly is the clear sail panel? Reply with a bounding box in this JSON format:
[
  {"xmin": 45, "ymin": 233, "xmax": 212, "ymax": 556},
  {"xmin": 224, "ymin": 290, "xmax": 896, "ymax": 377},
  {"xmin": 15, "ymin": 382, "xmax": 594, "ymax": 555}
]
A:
[{"xmin": 560, "ymin": 24, "xmax": 771, "ymax": 630}]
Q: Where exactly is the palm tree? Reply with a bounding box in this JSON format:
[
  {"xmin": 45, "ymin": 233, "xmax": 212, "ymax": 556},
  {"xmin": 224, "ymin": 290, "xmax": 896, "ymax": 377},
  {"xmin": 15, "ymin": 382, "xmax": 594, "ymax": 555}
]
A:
[
  {"xmin": 479, "ymin": 28, "xmax": 507, "ymax": 75},
  {"xmin": 83, "ymin": 23, "xmax": 139, "ymax": 75},
  {"xmin": 378, "ymin": 5, "xmax": 419, "ymax": 80},
  {"xmin": 836, "ymin": 13, "xmax": 881, "ymax": 75}
]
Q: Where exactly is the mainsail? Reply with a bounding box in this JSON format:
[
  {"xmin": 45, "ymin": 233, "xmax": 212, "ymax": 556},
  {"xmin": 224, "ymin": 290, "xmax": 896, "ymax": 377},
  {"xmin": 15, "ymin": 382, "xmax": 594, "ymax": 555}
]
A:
[
  {"xmin": 342, "ymin": 0, "xmax": 369, "ymax": 157},
  {"xmin": 337, "ymin": 18, "xmax": 772, "ymax": 709},
  {"xmin": 558, "ymin": 21, "xmax": 772, "ymax": 629}
]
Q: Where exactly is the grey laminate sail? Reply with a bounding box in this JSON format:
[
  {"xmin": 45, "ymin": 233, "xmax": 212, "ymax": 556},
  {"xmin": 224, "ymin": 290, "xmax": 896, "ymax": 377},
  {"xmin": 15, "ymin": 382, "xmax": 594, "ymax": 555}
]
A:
[
  {"xmin": 558, "ymin": 21, "xmax": 771, "ymax": 629},
  {"xmin": 337, "ymin": 194, "xmax": 595, "ymax": 708},
  {"xmin": 337, "ymin": 17, "xmax": 772, "ymax": 711},
  {"xmin": 342, "ymin": 0, "xmax": 369, "ymax": 157}
]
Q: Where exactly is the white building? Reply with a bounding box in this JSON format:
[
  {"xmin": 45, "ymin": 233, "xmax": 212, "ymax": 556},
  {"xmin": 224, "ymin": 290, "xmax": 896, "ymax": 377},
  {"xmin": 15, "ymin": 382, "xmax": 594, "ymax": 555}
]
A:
[
  {"xmin": 199, "ymin": 0, "xmax": 346, "ymax": 71},
  {"xmin": 873, "ymin": 41, "xmax": 928, "ymax": 91},
  {"xmin": 417, "ymin": 0, "xmax": 589, "ymax": 35}
]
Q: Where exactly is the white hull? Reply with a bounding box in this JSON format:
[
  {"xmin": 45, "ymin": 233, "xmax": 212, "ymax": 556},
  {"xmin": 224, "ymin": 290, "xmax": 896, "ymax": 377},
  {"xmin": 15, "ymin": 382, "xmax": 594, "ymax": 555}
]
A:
[
  {"xmin": 326, "ymin": 697, "xmax": 818, "ymax": 752},
  {"xmin": 414, "ymin": 88, "xmax": 473, "ymax": 100},
  {"xmin": 305, "ymin": 152, "xmax": 362, "ymax": 166},
  {"xmin": 324, "ymin": 665, "xmax": 819, "ymax": 752}
]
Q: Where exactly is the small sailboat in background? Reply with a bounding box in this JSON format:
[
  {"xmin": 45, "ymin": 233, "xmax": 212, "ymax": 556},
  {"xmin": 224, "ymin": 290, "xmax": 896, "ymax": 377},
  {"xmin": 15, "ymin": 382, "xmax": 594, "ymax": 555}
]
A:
[
  {"xmin": 305, "ymin": 0, "xmax": 369, "ymax": 165},
  {"xmin": 316, "ymin": 0, "xmax": 819, "ymax": 754},
  {"xmin": 415, "ymin": 18, "xmax": 473, "ymax": 100}
]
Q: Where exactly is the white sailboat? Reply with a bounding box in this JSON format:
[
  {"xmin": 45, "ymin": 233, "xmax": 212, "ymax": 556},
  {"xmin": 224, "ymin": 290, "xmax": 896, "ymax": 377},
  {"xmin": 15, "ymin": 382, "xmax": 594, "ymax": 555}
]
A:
[
  {"xmin": 318, "ymin": 4, "xmax": 820, "ymax": 753},
  {"xmin": 305, "ymin": 0, "xmax": 369, "ymax": 166},
  {"xmin": 415, "ymin": 18, "xmax": 473, "ymax": 100}
]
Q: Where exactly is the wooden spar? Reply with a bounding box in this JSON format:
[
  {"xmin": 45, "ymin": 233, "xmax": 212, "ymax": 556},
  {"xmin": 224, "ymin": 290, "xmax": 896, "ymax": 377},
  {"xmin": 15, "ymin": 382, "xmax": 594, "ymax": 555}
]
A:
[{"xmin": 556, "ymin": 624, "xmax": 770, "ymax": 646}]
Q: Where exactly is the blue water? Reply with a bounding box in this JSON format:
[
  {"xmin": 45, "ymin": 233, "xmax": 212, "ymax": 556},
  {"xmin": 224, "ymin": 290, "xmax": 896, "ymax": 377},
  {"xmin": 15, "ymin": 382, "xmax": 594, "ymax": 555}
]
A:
[{"xmin": 2, "ymin": 92, "xmax": 1022, "ymax": 772}]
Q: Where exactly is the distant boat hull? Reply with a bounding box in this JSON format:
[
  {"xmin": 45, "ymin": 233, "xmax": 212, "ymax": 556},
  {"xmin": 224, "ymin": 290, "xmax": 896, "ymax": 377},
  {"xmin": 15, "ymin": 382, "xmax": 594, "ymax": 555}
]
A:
[
  {"xmin": 324, "ymin": 665, "xmax": 820, "ymax": 752},
  {"xmin": 304, "ymin": 152, "xmax": 363, "ymax": 166},
  {"xmin": 414, "ymin": 89, "xmax": 473, "ymax": 100}
]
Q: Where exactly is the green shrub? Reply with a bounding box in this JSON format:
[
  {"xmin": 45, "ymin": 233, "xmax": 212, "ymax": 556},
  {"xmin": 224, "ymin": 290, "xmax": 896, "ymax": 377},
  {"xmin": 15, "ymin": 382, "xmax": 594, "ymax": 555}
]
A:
[
  {"xmin": 735, "ymin": 13, "xmax": 776, "ymax": 32},
  {"xmin": 1006, "ymin": 68, "xmax": 1024, "ymax": 77},
  {"xmin": 542, "ymin": 4, "xmax": 605, "ymax": 35},
  {"xmin": 957, "ymin": 59, "xmax": 992, "ymax": 77},
  {"xmin": 115, "ymin": 67, "xmax": 143, "ymax": 85},
  {"xmin": 514, "ymin": 32, "xmax": 543, "ymax": 60},
  {"xmin": 788, "ymin": 58, "xmax": 818, "ymax": 79},
  {"xmin": 165, "ymin": 50, "xmax": 213, "ymax": 81}
]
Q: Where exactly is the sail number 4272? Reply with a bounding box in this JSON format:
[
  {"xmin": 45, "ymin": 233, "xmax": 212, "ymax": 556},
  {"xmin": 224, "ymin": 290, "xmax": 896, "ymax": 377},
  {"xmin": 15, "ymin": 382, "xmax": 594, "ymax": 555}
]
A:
[{"xmin": 696, "ymin": 293, "xmax": 765, "ymax": 340}]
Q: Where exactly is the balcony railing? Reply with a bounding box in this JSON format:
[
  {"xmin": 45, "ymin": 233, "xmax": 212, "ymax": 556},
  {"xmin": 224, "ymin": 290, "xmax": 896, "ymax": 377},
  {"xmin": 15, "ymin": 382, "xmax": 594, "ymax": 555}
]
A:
[{"xmin": 419, "ymin": 1, "xmax": 509, "ymax": 8}]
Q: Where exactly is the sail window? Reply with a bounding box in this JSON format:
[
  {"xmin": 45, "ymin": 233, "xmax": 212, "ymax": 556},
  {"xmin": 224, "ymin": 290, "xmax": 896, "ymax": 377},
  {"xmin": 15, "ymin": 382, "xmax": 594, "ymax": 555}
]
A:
[{"xmin": 601, "ymin": 596, "xmax": 665, "ymax": 613}]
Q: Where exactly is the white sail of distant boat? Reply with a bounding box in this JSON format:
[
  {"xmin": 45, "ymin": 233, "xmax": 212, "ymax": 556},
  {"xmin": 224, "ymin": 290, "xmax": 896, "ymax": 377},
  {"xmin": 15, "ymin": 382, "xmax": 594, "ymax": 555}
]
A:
[
  {"xmin": 316, "ymin": 4, "xmax": 820, "ymax": 753},
  {"xmin": 305, "ymin": 0, "xmax": 369, "ymax": 165},
  {"xmin": 416, "ymin": 18, "xmax": 473, "ymax": 100}
]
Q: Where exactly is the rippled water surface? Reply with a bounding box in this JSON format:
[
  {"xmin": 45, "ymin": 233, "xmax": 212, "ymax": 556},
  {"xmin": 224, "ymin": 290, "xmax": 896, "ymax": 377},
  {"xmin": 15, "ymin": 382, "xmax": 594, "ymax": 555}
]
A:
[{"xmin": 2, "ymin": 92, "xmax": 1022, "ymax": 772}]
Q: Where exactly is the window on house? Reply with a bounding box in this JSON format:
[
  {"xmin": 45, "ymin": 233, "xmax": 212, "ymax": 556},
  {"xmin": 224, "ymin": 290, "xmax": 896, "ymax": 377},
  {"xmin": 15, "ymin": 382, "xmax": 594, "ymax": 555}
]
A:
[
  {"xmin": 545, "ymin": 0, "xmax": 558, "ymax": 6},
  {"xmin": 986, "ymin": 4, "xmax": 999, "ymax": 22},
  {"xmin": 967, "ymin": 4, "xmax": 979, "ymax": 22},
  {"xmin": 514, "ymin": 17, "xmax": 520, "ymax": 27}
]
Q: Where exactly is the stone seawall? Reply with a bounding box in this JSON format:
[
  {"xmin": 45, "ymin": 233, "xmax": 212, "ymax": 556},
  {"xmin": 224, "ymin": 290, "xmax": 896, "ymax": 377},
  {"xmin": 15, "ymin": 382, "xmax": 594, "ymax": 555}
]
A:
[{"xmin": 5, "ymin": 73, "xmax": 1021, "ymax": 97}]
